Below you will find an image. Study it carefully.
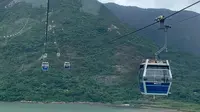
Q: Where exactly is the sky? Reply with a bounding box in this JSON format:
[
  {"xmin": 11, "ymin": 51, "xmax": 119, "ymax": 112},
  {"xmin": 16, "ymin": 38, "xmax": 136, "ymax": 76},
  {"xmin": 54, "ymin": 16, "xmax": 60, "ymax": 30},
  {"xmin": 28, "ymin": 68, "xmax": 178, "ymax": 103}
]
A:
[{"xmin": 98, "ymin": 0, "xmax": 200, "ymax": 13}]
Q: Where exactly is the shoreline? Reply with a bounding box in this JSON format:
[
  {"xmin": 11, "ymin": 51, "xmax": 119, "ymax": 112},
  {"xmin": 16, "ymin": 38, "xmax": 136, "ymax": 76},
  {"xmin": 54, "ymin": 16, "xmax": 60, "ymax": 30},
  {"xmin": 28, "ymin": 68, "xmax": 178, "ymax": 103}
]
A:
[{"xmin": 0, "ymin": 101, "xmax": 184, "ymax": 112}]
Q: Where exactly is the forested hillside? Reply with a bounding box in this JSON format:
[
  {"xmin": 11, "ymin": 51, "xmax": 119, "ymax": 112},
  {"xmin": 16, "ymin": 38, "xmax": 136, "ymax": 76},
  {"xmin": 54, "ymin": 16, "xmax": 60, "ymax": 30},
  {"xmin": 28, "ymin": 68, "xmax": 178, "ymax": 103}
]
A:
[{"xmin": 0, "ymin": 0, "xmax": 199, "ymax": 105}]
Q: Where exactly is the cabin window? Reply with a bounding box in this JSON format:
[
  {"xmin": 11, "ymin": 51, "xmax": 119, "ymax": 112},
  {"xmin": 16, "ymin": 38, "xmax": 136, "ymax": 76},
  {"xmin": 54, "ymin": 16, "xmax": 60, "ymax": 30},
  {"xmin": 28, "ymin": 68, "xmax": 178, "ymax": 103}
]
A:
[
  {"xmin": 139, "ymin": 67, "xmax": 144, "ymax": 81},
  {"xmin": 145, "ymin": 69, "xmax": 170, "ymax": 82},
  {"xmin": 140, "ymin": 65, "xmax": 144, "ymax": 69},
  {"xmin": 147, "ymin": 65, "xmax": 169, "ymax": 69}
]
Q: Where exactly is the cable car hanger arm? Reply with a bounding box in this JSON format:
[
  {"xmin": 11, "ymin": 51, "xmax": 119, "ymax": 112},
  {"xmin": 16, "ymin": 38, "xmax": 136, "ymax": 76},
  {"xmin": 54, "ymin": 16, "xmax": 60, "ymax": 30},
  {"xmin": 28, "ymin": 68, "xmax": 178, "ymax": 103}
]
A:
[{"xmin": 155, "ymin": 25, "xmax": 171, "ymax": 60}]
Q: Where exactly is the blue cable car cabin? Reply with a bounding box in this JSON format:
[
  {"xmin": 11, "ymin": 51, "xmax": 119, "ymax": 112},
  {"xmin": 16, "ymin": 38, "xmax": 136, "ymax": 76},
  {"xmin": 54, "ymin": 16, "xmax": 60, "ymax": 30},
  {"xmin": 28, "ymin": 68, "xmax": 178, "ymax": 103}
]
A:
[
  {"xmin": 42, "ymin": 62, "xmax": 49, "ymax": 71},
  {"xmin": 64, "ymin": 62, "xmax": 70, "ymax": 69},
  {"xmin": 139, "ymin": 59, "xmax": 172, "ymax": 95}
]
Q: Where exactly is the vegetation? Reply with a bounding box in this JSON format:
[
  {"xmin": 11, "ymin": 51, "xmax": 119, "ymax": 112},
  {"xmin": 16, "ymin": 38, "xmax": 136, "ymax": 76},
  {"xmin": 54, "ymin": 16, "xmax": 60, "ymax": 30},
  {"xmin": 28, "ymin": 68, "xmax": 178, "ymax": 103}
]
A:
[{"xmin": 0, "ymin": 0, "xmax": 199, "ymax": 109}]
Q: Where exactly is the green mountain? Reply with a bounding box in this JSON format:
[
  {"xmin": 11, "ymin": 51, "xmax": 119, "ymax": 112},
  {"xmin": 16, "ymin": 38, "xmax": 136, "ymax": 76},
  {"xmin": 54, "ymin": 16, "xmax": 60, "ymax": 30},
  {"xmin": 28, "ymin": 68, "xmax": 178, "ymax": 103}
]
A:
[
  {"xmin": 0, "ymin": 0, "xmax": 200, "ymax": 107},
  {"xmin": 105, "ymin": 3, "xmax": 200, "ymax": 55}
]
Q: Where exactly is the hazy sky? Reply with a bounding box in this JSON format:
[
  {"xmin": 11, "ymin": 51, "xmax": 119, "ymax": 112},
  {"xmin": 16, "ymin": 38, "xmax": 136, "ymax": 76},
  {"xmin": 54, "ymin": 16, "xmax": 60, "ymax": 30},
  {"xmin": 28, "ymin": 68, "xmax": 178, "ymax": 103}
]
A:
[{"xmin": 98, "ymin": 0, "xmax": 200, "ymax": 13}]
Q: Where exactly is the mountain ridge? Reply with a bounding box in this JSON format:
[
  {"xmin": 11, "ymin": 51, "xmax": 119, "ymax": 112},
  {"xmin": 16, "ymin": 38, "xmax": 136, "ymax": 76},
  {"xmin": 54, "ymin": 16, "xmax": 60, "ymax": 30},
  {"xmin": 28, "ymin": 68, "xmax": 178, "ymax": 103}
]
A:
[{"xmin": 105, "ymin": 3, "xmax": 200, "ymax": 55}]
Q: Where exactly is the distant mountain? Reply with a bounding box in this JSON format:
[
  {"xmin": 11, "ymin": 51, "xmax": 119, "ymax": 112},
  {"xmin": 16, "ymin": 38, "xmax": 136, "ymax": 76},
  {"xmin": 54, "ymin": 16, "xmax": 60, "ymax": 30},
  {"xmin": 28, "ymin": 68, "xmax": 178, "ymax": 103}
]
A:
[{"xmin": 105, "ymin": 3, "xmax": 200, "ymax": 55}]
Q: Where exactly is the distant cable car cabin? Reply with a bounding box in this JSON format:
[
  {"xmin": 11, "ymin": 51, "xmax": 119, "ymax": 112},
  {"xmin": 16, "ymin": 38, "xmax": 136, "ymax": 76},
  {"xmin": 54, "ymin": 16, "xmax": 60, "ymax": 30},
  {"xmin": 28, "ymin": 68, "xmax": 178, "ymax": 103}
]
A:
[
  {"xmin": 42, "ymin": 62, "xmax": 49, "ymax": 71},
  {"xmin": 139, "ymin": 59, "xmax": 172, "ymax": 95},
  {"xmin": 57, "ymin": 52, "xmax": 61, "ymax": 57},
  {"xmin": 64, "ymin": 62, "xmax": 70, "ymax": 69}
]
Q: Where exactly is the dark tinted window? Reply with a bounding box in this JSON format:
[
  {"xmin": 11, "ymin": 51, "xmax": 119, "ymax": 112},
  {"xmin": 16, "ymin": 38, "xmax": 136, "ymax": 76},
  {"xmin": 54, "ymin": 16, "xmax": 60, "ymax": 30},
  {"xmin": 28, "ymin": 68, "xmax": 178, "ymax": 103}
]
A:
[
  {"xmin": 140, "ymin": 65, "xmax": 144, "ymax": 69},
  {"xmin": 147, "ymin": 65, "xmax": 169, "ymax": 69}
]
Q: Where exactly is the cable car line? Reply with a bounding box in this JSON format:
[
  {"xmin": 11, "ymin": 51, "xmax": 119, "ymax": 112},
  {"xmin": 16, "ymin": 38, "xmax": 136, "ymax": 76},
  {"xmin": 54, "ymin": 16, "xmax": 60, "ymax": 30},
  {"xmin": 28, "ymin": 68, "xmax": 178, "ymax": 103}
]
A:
[
  {"xmin": 176, "ymin": 14, "xmax": 200, "ymax": 23},
  {"xmin": 106, "ymin": 21, "xmax": 159, "ymax": 44},
  {"xmin": 41, "ymin": 0, "xmax": 50, "ymax": 71},
  {"xmin": 44, "ymin": 0, "xmax": 50, "ymax": 54},
  {"xmin": 164, "ymin": 0, "xmax": 200, "ymax": 20}
]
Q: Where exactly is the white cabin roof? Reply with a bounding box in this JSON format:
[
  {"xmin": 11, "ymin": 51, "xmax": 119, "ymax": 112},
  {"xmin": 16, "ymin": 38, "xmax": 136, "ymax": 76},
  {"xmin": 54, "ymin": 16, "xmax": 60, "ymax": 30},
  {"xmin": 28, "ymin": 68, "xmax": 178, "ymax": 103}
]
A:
[{"xmin": 140, "ymin": 59, "xmax": 169, "ymax": 66}]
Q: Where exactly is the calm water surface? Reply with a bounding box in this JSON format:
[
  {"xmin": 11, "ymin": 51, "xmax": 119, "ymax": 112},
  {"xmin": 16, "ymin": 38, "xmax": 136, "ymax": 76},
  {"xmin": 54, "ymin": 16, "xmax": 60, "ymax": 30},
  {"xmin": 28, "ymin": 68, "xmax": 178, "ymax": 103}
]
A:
[{"xmin": 0, "ymin": 103, "xmax": 180, "ymax": 112}]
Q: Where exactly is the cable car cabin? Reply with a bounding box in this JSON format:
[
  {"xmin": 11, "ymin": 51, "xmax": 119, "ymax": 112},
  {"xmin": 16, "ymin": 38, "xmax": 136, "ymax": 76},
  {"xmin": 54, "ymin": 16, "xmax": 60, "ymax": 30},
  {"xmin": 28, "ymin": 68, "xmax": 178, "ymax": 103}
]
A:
[
  {"xmin": 56, "ymin": 52, "xmax": 60, "ymax": 57},
  {"xmin": 64, "ymin": 62, "xmax": 70, "ymax": 69},
  {"xmin": 139, "ymin": 59, "xmax": 172, "ymax": 96},
  {"xmin": 42, "ymin": 62, "xmax": 49, "ymax": 71}
]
